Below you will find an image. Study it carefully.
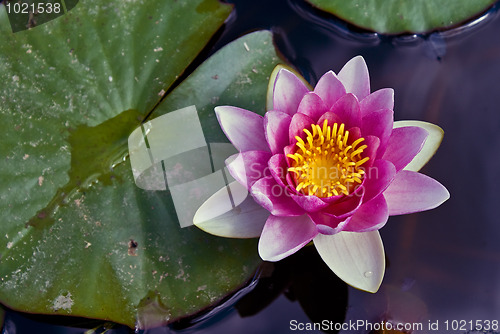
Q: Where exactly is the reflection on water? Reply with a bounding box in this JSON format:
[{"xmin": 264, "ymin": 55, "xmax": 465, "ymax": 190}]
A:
[{"xmin": 3, "ymin": 0, "xmax": 500, "ymax": 333}]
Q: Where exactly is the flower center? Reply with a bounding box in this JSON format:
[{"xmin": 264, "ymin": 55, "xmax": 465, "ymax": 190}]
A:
[{"xmin": 287, "ymin": 120, "xmax": 369, "ymax": 197}]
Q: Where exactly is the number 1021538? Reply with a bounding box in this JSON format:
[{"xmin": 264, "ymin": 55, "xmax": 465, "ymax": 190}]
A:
[{"xmin": 5, "ymin": 1, "xmax": 62, "ymax": 14}]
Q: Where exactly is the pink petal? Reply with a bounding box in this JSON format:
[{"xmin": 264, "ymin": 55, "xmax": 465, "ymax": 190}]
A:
[
  {"xmin": 383, "ymin": 171, "xmax": 450, "ymax": 215},
  {"xmin": 291, "ymin": 194, "xmax": 330, "ymax": 212},
  {"xmin": 283, "ymin": 144, "xmax": 298, "ymax": 183},
  {"xmin": 338, "ymin": 56, "xmax": 370, "ymax": 100},
  {"xmin": 347, "ymin": 126, "xmax": 362, "ymax": 142},
  {"xmin": 361, "ymin": 159, "xmax": 396, "ymax": 202},
  {"xmin": 273, "ymin": 69, "xmax": 310, "ymax": 116},
  {"xmin": 308, "ymin": 211, "xmax": 348, "ymax": 235},
  {"xmin": 215, "ymin": 106, "xmax": 269, "ymax": 152},
  {"xmin": 258, "ymin": 215, "xmax": 318, "ymax": 262},
  {"xmin": 226, "ymin": 151, "xmax": 272, "ymax": 190},
  {"xmin": 344, "ymin": 195, "xmax": 388, "ymax": 232},
  {"xmin": 361, "ymin": 108, "xmax": 393, "ymax": 156},
  {"xmin": 361, "ymin": 135, "xmax": 380, "ymax": 168},
  {"xmin": 360, "ymin": 88, "xmax": 394, "ymax": 117},
  {"xmin": 268, "ymin": 154, "xmax": 288, "ymax": 188},
  {"xmin": 289, "ymin": 112, "xmax": 314, "ymax": 144},
  {"xmin": 393, "ymin": 121, "xmax": 443, "ymax": 172},
  {"xmin": 330, "ymin": 93, "xmax": 362, "ymax": 129},
  {"xmin": 297, "ymin": 92, "xmax": 328, "ymax": 122},
  {"xmin": 265, "ymin": 111, "xmax": 292, "ymax": 154},
  {"xmin": 313, "ymin": 70, "xmax": 346, "ymax": 110},
  {"xmin": 322, "ymin": 193, "xmax": 364, "ymax": 220},
  {"xmin": 382, "ymin": 126, "xmax": 428, "ymax": 172},
  {"xmin": 251, "ymin": 176, "xmax": 304, "ymax": 216},
  {"xmin": 317, "ymin": 111, "xmax": 343, "ymax": 128},
  {"xmin": 318, "ymin": 192, "xmax": 345, "ymax": 204},
  {"xmin": 286, "ymin": 172, "xmax": 296, "ymax": 192}
]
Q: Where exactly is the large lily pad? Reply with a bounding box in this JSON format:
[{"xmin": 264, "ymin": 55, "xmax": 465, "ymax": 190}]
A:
[
  {"xmin": 305, "ymin": 0, "xmax": 497, "ymax": 34},
  {"xmin": 0, "ymin": 0, "xmax": 280, "ymax": 327}
]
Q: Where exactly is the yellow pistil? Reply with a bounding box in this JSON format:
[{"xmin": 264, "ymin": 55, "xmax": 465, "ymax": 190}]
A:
[{"xmin": 287, "ymin": 119, "xmax": 369, "ymax": 197}]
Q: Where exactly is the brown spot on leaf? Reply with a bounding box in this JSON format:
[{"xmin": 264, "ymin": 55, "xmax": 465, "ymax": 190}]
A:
[{"xmin": 128, "ymin": 239, "xmax": 138, "ymax": 256}]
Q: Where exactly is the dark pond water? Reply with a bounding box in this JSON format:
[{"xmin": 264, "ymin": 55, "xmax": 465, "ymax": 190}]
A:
[{"xmin": 3, "ymin": 0, "xmax": 500, "ymax": 333}]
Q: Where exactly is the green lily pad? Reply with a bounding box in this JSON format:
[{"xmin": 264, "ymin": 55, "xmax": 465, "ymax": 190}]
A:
[
  {"xmin": 0, "ymin": 0, "xmax": 280, "ymax": 327},
  {"xmin": 305, "ymin": 0, "xmax": 497, "ymax": 34}
]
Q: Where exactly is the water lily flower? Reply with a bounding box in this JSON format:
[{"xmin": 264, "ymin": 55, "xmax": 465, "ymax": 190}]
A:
[{"xmin": 194, "ymin": 56, "xmax": 449, "ymax": 293}]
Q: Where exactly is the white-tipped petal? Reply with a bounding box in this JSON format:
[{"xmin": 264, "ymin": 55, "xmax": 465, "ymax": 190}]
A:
[
  {"xmin": 194, "ymin": 181, "xmax": 269, "ymax": 238},
  {"xmin": 393, "ymin": 120, "xmax": 444, "ymax": 172},
  {"xmin": 267, "ymin": 65, "xmax": 284, "ymax": 111},
  {"xmin": 266, "ymin": 64, "xmax": 312, "ymax": 112},
  {"xmin": 314, "ymin": 231, "xmax": 385, "ymax": 293},
  {"xmin": 215, "ymin": 106, "xmax": 269, "ymax": 152},
  {"xmin": 337, "ymin": 55, "xmax": 370, "ymax": 100}
]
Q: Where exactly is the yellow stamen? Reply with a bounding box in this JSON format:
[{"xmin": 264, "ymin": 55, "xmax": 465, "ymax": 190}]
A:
[
  {"xmin": 287, "ymin": 120, "xmax": 370, "ymax": 198},
  {"xmin": 351, "ymin": 138, "xmax": 365, "ymax": 150},
  {"xmin": 295, "ymin": 136, "xmax": 305, "ymax": 146}
]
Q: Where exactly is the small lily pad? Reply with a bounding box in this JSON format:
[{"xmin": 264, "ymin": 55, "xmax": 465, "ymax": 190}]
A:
[{"xmin": 305, "ymin": 0, "xmax": 497, "ymax": 34}]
